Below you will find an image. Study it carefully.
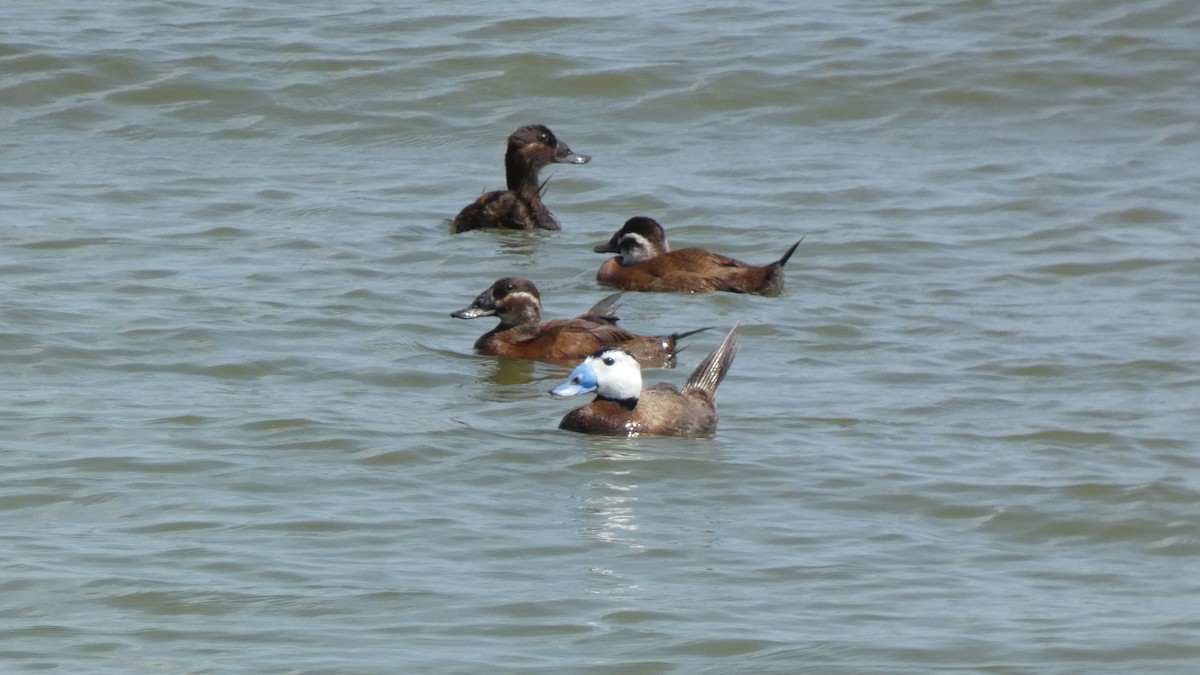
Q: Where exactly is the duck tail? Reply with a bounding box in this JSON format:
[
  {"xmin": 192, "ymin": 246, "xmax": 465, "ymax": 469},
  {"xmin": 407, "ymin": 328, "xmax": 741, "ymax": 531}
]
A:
[
  {"xmin": 670, "ymin": 326, "xmax": 713, "ymax": 342},
  {"xmin": 581, "ymin": 292, "xmax": 622, "ymax": 325},
  {"xmin": 664, "ymin": 326, "xmax": 714, "ymax": 358},
  {"xmin": 777, "ymin": 237, "xmax": 804, "ymax": 268},
  {"xmin": 683, "ymin": 323, "xmax": 740, "ymax": 399}
]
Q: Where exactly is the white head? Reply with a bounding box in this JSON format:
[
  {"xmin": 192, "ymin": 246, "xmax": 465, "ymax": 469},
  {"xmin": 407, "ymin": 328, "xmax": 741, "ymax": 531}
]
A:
[{"xmin": 550, "ymin": 348, "xmax": 643, "ymax": 404}]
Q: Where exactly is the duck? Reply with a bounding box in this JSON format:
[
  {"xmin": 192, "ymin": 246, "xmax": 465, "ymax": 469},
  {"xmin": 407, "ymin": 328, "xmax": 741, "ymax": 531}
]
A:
[
  {"xmin": 594, "ymin": 216, "xmax": 802, "ymax": 296},
  {"xmin": 451, "ymin": 125, "xmax": 591, "ymax": 233},
  {"xmin": 451, "ymin": 277, "xmax": 706, "ymax": 367},
  {"xmin": 550, "ymin": 323, "xmax": 740, "ymax": 437}
]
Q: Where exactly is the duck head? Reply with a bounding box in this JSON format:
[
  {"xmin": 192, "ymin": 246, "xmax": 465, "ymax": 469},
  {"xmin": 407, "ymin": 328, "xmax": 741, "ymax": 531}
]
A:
[
  {"xmin": 550, "ymin": 347, "xmax": 643, "ymax": 407},
  {"xmin": 593, "ymin": 216, "xmax": 670, "ymax": 265},
  {"xmin": 505, "ymin": 124, "xmax": 591, "ymax": 194},
  {"xmin": 451, "ymin": 277, "xmax": 543, "ymax": 328}
]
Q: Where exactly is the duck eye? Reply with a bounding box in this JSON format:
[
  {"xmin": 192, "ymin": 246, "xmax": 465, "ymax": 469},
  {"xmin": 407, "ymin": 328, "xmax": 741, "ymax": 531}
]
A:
[
  {"xmin": 602, "ymin": 356, "xmax": 615, "ymax": 366},
  {"xmin": 538, "ymin": 133, "xmax": 550, "ymax": 143}
]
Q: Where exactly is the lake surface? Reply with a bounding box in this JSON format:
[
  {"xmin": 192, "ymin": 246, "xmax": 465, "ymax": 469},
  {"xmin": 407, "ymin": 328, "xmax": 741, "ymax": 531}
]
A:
[{"xmin": 3, "ymin": 0, "xmax": 1199, "ymax": 672}]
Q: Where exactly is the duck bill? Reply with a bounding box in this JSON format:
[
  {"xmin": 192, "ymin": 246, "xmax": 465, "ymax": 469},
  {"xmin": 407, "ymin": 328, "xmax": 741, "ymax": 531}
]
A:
[
  {"xmin": 450, "ymin": 290, "xmax": 497, "ymax": 319},
  {"xmin": 550, "ymin": 362, "xmax": 598, "ymax": 398},
  {"xmin": 554, "ymin": 142, "xmax": 591, "ymax": 165},
  {"xmin": 592, "ymin": 234, "xmax": 620, "ymax": 254},
  {"xmin": 451, "ymin": 306, "xmax": 494, "ymax": 319},
  {"xmin": 550, "ymin": 380, "xmax": 595, "ymax": 397}
]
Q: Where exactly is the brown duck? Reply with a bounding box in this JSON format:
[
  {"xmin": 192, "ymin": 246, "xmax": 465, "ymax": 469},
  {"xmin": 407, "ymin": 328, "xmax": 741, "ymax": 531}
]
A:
[
  {"xmin": 550, "ymin": 324, "xmax": 741, "ymax": 437},
  {"xmin": 594, "ymin": 216, "xmax": 801, "ymax": 296},
  {"xmin": 451, "ymin": 125, "xmax": 590, "ymax": 232},
  {"xmin": 451, "ymin": 277, "xmax": 705, "ymax": 367}
]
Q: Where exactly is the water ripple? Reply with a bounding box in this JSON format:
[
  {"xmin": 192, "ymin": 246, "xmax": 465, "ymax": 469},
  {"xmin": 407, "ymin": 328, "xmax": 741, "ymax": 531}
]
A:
[{"xmin": 4, "ymin": 0, "xmax": 1200, "ymax": 672}]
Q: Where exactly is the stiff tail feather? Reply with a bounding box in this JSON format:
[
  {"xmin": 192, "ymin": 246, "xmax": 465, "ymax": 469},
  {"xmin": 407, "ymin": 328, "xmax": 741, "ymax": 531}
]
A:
[
  {"xmin": 683, "ymin": 323, "xmax": 740, "ymax": 399},
  {"xmin": 670, "ymin": 326, "xmax": 713, "ymax": 341},
  {"xmin": 581, "ymin": 292, "xmax": 623, "ymax": 325},
  {"xmin": 777, "ymin": 237, "xmax": 804, "ymax": 268}
]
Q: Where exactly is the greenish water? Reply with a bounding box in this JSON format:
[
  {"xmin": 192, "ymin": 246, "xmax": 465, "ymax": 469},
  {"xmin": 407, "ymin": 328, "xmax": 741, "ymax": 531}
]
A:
[{"xmin": 3, "ymin": 0, "xmax": 1199, "ymax": 672}]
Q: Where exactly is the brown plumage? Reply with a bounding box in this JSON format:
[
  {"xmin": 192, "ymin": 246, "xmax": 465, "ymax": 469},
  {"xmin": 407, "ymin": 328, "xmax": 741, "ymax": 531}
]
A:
[
  {"xmin": 594, "ymin": 216, "xmax": 801, "ymax": 296},
  {"xmin": 450, "ymin": 277, "xmax": 705, "ymax": 367},
  {"xmin": 451, "ymin": 125, "xmax": 590, "ymax": 232},
  {"xmin": 551, "ymin": 324, "xmax": 741, "ymax": 437}
]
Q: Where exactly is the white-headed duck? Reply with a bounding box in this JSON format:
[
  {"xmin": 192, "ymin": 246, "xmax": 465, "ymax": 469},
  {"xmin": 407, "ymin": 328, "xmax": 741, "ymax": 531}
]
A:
[
  {"xmin": 595, "ymin": 217, "xmax": 801, "ymax": 296},
  {"xmin": 550, "ymin": 324, "xmax": 740, "ymax": 437},
  {"xmin": 451, "ymin": 125, "xmax": 590, "ymax": 232},
  {"xmin": 452, "ymin": 277, "xmax": 705, "ymax": 367}
]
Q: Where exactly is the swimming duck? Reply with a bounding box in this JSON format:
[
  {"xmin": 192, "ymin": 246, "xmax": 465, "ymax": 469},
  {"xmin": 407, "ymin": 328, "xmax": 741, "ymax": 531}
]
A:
[
  {"xmin": 451, "ymin": 125, "xmax": 591, "ymax": 233},
  {"xmin": 594, "ymin": 216, "xmax": 802, "ymax": 296},
  {"xmin": 451, "ymin": 277, "xmax": 705, "ymax": 367},
  {"xmin": 550, "ymin": 323, "xmax": 740, "ymax": 437}
]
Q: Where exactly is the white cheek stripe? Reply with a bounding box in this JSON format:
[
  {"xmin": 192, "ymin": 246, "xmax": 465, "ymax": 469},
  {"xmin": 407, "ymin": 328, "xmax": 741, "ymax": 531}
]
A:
[
  {"xmin": 501, "ymin": 291, "xmax": 540, "ymax": 306},
  {"xmin": 620, "ymin": 232, "xmax": 656, "ymax": 262}
]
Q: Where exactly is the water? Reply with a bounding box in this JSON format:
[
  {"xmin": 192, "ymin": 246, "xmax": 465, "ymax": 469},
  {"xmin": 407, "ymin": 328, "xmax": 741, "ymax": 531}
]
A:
[{"xmin": 3, "ymin": 0, "xmax": 1199, "ymax": 672}]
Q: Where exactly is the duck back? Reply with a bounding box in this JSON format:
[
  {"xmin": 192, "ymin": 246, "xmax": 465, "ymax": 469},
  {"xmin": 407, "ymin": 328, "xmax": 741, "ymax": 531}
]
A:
[
  {"xmin": 557, "ymin": 385, "xmax": 715, "ymax": 437},
  {"xmin": 453, "ymin": 190, "xmax": 558, "ymax": 232},
  {"xmin": 477, "ymin": 319, "xmax": 690, "ymax": 367}
]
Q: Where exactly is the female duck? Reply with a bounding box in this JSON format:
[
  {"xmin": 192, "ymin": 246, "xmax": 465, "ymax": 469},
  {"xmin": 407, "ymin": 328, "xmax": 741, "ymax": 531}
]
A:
[
  {"xmin": 451, "ymin": 125, "xmax": 591, "ymax": 232},
  {"xmin": 550, "ymin": 324, "xmax": 740, "ymax": 437},
  {"xmin": 451, "ymin": 277, "xmax": 705, "ymax": 367},
  {"xmin": 594, "ymin": 216, "xmax": 801, "ymax": 296}
]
